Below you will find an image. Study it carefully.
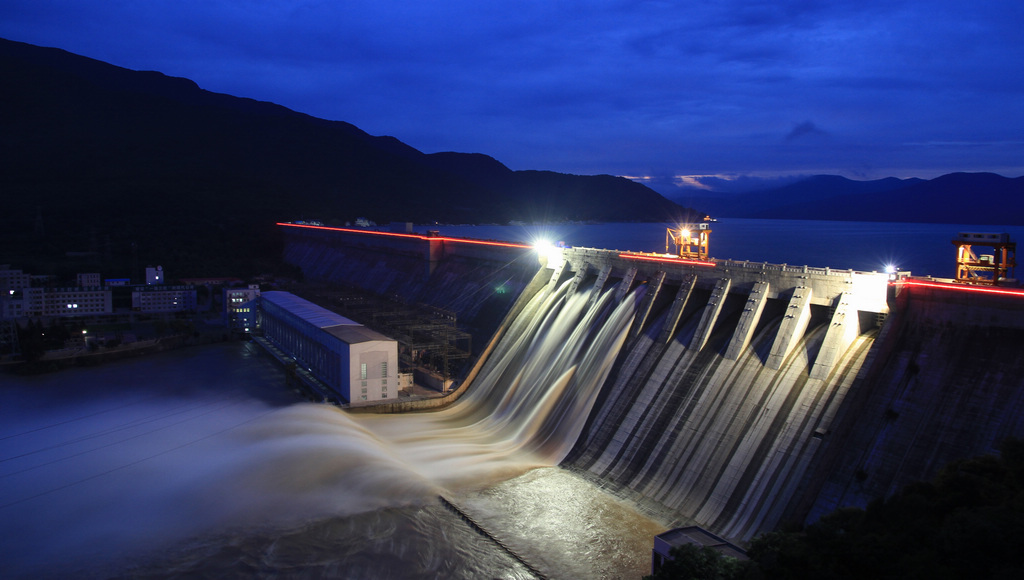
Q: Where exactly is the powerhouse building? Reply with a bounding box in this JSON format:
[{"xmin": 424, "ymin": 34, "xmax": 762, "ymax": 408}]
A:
[{"xmin": 259, "ymin": 291, "xmax": 398, "ymax": 404}]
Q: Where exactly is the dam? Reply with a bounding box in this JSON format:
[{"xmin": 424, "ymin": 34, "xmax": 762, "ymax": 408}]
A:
[{"xmin": 279, "ymin": 222, "xmax": 1024, "ymax": 543}]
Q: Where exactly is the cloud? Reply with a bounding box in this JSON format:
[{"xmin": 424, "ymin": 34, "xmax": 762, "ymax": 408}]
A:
[
  {"xmin": 0, "ymin": 1, "xmax": 1022, "ymax": 180},
  {"xmin": 785, "ymin": 120, "xmax": 828, "ymax": 141}
]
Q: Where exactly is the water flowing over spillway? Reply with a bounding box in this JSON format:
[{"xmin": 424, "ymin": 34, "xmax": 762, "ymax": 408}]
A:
[
  {"xmin": 565, "ymin": 297, "xmax": 876, "ymax": 540},
  {"xmin": 353, "ymin": 278, "xmax": 642, "ymax": 486}
]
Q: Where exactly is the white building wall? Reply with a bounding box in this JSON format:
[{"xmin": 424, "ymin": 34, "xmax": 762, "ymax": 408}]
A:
[{"xmin": 349, "ymin": 340, "xmax": 398, "ymax": 403}]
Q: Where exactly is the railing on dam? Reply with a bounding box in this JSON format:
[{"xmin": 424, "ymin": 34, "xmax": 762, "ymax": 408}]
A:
[
  {"xmin": 718, "ymin": 259, "xmax": 863, "ymax": 277},
  {"xmin": 570, "ymin": 246, "xmax": 884, "ymax": 277},
  {"xmin": 558, "ymin": 247, "xmax": 892, "ymax": 312}
]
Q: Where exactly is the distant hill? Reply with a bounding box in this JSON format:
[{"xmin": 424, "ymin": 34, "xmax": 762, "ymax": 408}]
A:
[
  {"xmin": 776, "ymin": 172, "xmax": 1024, "ymax": 224},
  {"xmin": 0, "ymin": 38, "xmax": 695, "ymax": 278},
  {"xmin": 671, "ymin": 173, "xmax": 1024, "ymax": 225}
]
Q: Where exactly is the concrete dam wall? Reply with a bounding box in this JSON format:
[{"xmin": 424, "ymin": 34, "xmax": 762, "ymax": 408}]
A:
[
  {"xmin": 799, "ymin": 280, "xmax": 1024, "ymax": 525},
  {"xmin": 553, "ymin": 248, "xmax": 890, "ymax": 540},
  {"xmin": 553, "ymin": 251, "xmax": 1024, "ymax": 541},
  {"xmin": 280, "ymin": 225, "xmax": 1024, "ymax": 543},
  {"xmin": 279, "ymin": 223, "xmax": 544, "ymax": 346}
]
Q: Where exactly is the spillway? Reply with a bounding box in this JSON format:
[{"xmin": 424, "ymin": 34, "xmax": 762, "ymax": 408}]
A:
[
  {"xmin": 353, "ymin": 276, "xmax": 644, "ymax": 482},
  {"xmin": 281, "ymin": 224, "xmax": 1024, "ymax": 545},
  {"xmin": 538, "ymin": 248, "xmax": 885, "ymax": 540}
]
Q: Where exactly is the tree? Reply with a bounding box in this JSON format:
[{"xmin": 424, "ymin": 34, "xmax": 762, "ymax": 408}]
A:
[
  {"xmin": 645, "ymin": 543, "xmax": 757, "ymax": 580},
  {"xmin": 17, "ymin": 319, "xmax": 46, "ymax": 362},
  {"xmin": 746, "ymin": 438, "xmax": 1024, "ymax": 579}
]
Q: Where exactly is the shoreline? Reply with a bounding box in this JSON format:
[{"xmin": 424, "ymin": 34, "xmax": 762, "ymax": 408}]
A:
[{"xmin": 1, "ymin": 329, "xmax": 234, "ymax": 375}]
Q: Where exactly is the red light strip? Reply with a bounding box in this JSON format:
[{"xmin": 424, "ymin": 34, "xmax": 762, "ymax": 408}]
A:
[
  {"xmin": 618, "ymin": 253, "xmax": 717, "ymax": 267},
  {"xmin": 893, "ymin": 279, "xmax": 1024, "ymax": 297},
  {"xmin": 276, "ymin": 222, "xmax": 532, "ymax": 249}
]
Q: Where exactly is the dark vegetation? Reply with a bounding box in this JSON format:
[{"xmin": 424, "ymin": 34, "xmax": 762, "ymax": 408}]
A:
[
  {"xmin": 0, "ymin": 37, "xmax": 696, "ymax": 280},
  {"xmin": 673, "ymin": 173, "xmax": 1024, "ymax": 224},
  {"xmin": 646, "ymin": 438, "xmax": 1024, "ymax": 579}
]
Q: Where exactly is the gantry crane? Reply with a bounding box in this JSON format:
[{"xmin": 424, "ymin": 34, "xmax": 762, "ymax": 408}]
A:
[
  {"xmin": 666, "ymin": 223, "xmax": 711, "ymax": 261},
  {"xmin": 952, "ymin": 232, "xmax": 1016, "ymax": 285}
]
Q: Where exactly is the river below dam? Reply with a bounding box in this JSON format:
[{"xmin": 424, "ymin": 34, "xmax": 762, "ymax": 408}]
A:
[{"xmin": 1, "ymin": 282, "xmax": 667, "ymax": 579}]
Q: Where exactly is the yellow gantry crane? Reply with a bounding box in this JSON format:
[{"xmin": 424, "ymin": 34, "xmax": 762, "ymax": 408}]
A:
[
  {"xmin": 952, "ymin": 232, "xmax": 1016, "ymax": 285},
  {"xmin": 666, "ymin": 223, "xmax": 711, "ymax": 261}
]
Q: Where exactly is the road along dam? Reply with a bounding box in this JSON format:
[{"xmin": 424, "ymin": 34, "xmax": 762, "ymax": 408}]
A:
[{"xmin": 280, "ymin": 223, "xmax": 1024, "ymax": 543}]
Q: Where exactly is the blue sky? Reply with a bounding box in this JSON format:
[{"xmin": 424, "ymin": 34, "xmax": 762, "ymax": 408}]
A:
[{"xmin": 2, "ymin": 1, "xmax": 1022, "ymax": 194}]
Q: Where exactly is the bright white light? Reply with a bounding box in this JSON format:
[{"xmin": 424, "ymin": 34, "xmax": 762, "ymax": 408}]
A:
[
  {"xmin": 884, "ymin": 264, "xmax": 897, "ymax": 274},
  {"xmin": 533, "ymin": 238, "xmax": 564, "ymax": 268}
]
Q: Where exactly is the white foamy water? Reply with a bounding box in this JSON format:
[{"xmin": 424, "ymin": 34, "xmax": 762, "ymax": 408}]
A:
[{"xmin": 1, "ymin": 280, "xmax": 661, "ymax": 578}]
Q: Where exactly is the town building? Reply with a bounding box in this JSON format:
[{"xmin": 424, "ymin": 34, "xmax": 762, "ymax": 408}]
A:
[
  {"xmin": 145, "ymin": 265, "xmax": 165, "ymax": 285},
  {"xmin": 22, "ymin": 287, "xmax": 113, "ymax": 317},
  {"xmin": 225, "ymin": 284, "xmax": 261, "ymax": 333},
  {"xmin": 0, "ymin": 290, "xmax": 25, "ymax": 319},
  {"xmin": 131, "ymin": 285, "xmax": 197, "ymax": 313},
  {"xmin": 77, "ymin": 272, "xmax": 101, "ymax": 287},
  {"xmin": 259, "ymin": 291, "xmax": 398, "ymax": 404},
  {"xmin": 0, "ymin": 266, "xmax": 31, "ymax": 292}
]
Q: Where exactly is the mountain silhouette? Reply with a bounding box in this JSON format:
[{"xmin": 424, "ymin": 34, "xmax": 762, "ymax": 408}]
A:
[
  {"xmin": 673, "ymin": 173, "xmax": 1024, "ymax": 225},
  {"xmin": 0, "ymin": 37, "xmax": 695, "ymax": 277}
]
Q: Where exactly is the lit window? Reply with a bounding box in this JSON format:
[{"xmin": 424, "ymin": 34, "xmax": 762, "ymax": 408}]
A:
[
  {"xmin": 381, "ymin": 362, "xmax": 388, "ymax": 377},
  {"xmin": 360, "ymin": 363, "xmax": 367, "ymax": 380}
]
